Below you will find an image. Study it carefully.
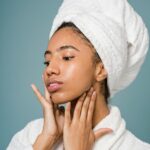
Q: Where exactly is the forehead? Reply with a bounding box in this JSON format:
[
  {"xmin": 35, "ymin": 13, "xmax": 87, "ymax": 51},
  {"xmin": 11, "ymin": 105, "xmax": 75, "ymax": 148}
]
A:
[{"xmin": 47, "ymin": 27, "xmax": 94, "ymax": 55}]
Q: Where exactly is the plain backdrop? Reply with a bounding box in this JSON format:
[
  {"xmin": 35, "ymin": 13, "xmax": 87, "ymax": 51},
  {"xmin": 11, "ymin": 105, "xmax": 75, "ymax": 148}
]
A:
[{"xmin": 0, "ymin": 0, "xmax": 150, "ymax": 149}]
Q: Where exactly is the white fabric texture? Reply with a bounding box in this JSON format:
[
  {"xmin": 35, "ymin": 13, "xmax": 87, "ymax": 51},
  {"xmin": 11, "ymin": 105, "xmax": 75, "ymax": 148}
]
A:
[
  {"xmin": 49, "ymin": 0, "xmax": 149, "ymax": 98},
  {"xmin": 7, "ymin": 106, "xmax": 150, "ymax": 150}
]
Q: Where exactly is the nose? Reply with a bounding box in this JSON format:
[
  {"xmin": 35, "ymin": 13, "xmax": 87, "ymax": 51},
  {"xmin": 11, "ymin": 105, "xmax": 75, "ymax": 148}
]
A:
[{"xmin": 46, "ymin": 59, "xmax": 60, "ymax": 77}]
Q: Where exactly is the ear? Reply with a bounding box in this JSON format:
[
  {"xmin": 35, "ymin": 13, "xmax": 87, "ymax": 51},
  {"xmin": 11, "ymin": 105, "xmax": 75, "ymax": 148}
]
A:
[{"xmin": 94, "ymin": 62, "xmax": 107, "ymax": 82}]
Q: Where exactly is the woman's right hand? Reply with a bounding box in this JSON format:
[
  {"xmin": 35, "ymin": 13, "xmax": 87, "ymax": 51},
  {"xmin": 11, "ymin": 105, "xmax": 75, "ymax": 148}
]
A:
[{"xmin": 31, "ymin": 76, "xmax": 64, "ymax": 150}]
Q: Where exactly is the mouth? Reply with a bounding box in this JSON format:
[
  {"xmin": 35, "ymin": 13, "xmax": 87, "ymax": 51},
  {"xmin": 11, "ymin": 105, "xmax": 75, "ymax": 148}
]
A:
[{"xmin": 47, "ymin": 81, "xmax": 63, "ymax": 93}]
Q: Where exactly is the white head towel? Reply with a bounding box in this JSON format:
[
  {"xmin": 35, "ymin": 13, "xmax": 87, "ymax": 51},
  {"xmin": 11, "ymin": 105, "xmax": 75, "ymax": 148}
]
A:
[{"xmin": 49, "ymin": 0, "xmax": 149, "ymax": 98}]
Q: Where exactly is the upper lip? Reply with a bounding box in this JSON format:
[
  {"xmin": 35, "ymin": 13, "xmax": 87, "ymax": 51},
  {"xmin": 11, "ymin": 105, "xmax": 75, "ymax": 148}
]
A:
[{"xmin": 47, "ymin": 79, "xmax": 63, "ymax": 86}]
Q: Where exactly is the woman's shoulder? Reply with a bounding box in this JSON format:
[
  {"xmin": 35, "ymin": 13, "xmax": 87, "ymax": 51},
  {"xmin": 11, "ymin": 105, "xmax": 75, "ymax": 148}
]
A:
[{"xmin": 7, "ymin": 118, "xmax": 44, "ymax": 149}]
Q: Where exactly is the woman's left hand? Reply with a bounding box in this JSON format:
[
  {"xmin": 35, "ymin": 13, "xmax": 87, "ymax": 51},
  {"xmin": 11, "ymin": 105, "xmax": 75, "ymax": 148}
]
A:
[{"xmin": 63, "ymin": 87, "xmax": 112, "ymax": 150}]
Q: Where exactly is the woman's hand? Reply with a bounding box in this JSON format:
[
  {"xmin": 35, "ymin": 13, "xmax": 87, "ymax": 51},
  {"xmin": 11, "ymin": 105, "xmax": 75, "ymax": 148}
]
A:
[
  {"xmin": 63, "ymin": 87, "xmax": 112, "ymax": 150},
  {"xmin": 31, "ymin": 76, "xmax": 64, "ymax": 150}
]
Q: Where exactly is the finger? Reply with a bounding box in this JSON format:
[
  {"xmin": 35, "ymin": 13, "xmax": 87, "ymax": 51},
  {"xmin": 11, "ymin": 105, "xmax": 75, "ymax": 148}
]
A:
[
  {"xmin": 87, "ymin": 91, "xmax": 97, "ymax": 124},
  {"xmin": 53, "ymin": 103, "xmax": 59, "ymax": 116},
  {"xmin": 54, "ymin": 103, "xmax": 58, "ymax": 109},
  {"xmin": 42, "ymin": 74, "xmax": 51, "ymax": 102},
  {"xmin": 94, "ymin": 128, "xmax": 113, "ymax": 141},
  {"xmin": 80, "ymin": 87, "xmax": 94, "ymax": 122},
  {"xmin": 72, "ymin": 93, "xmax": 86, "ymax": 122},
  {"xmin": 31, "ymin": 84, "xmax": 48, "ymax": 107},
  {"xmin": 65, "ymin": 102, "xmax": 71, "ymax": 127},
  {"xmin": 55, "ymin": 108, "xmax": 60, "ymax": 122}
]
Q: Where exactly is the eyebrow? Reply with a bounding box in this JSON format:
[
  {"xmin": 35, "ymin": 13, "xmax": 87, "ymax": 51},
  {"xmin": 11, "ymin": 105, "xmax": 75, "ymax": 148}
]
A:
[{"xmin": 44, "ymin": 45, "xmax": 80, "ymax": 56}]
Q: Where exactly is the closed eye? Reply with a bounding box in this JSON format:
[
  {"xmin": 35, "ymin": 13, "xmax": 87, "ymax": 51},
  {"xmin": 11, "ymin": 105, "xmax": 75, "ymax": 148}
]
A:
[
  {"xmin": 63, "ymin": 56, "xmax": 75, "ymax": 61},
  {"xmin": 43, "ymin": 56, "xmax": 75, "ymax": 66},
  {"xmin": 43, "ymin": 61, "xmax": 50, "ymax": 66}
]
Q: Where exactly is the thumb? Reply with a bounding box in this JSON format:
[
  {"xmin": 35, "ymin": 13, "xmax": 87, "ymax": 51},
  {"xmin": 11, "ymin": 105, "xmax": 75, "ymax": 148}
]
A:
[{"xmin": 94, "ymin": 128, "xmax": 113, "ymax": 141}]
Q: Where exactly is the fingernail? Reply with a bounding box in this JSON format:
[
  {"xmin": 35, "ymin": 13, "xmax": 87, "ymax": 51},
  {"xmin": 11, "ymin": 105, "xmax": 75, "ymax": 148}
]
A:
[
  {"xmin": 30, "ymin": 84, "xmax": 34, "ymax": 91},
  {"xmin": 93, "ymin": 91, "xmax": 96, "ymax": 96},
  {"xmin": 90, "ymin": 87, "xmax": 93, "ymax": 92},
  {"xmin": 30, "ymin": 84, "xmax": 36, "ymax": 90},
  {"xmin": 30, "ymin": 84, "xmax": 33, "ymax": 88},
  {"xmin": 82, "ymin": 92, "xmax": 86, "ymax": 98}
]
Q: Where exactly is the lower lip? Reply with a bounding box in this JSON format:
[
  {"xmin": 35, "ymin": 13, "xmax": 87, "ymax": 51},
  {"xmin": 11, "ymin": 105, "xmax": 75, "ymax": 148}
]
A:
[{"xmin": 47, "ymin": 83, "xmax": 63, "ymax": 92}]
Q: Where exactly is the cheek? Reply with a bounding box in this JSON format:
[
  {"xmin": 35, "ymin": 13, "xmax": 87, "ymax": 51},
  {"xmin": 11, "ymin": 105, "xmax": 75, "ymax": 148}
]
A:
[
  {"xmin": 51, "ymin": 64, "xmax": 95, "ymax": 104},
  {"xmin": 43, "ymin": 69, "xmax": 48, "ymax": 82},
  {"xmin": 50, "ymin": 86, "xmax": 88, "ymax": 104}
]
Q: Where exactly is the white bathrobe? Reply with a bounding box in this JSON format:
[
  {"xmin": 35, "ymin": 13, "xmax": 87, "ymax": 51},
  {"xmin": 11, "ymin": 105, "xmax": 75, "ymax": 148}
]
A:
[{"xmin": 7, "ymin": 105, "xmax": 150, "ymax": 150}]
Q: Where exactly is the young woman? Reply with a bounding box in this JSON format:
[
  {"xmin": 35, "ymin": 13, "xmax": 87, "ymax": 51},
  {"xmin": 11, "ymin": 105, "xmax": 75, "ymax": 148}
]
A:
[{"xmin": 7, "ymin": 0, "xmax": 150, "ymax": 149}]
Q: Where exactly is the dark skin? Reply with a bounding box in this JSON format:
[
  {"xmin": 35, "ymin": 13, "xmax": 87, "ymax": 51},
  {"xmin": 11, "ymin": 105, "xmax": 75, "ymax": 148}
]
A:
[{"xmin": 31, "ymin": 27, "xmax": 112, "ymax": 150}]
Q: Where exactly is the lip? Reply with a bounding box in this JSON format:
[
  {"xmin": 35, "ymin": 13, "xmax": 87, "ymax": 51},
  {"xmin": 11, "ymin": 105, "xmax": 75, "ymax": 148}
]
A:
[{"xmin": 47, "ymin": 80, "xmax": 63, "ymax": 92}]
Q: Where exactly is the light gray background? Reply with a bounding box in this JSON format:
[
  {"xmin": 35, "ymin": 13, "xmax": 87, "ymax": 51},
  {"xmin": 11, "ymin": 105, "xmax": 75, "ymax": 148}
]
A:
[{"xmin": 0, "ymin": 0, "xmax": 150, "ymax": 149}]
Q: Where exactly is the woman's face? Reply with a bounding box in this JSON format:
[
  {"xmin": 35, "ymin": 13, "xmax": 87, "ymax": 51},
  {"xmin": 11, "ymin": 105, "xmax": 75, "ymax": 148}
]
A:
[{"xmin": 43, "ymin": 27, "xmax": 97, "ymax": 104}]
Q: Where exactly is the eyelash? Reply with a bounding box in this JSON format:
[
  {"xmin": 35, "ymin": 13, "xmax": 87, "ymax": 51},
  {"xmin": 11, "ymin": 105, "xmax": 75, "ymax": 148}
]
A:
[
  {"xmin": 43, "ymin": 61, "xmax": 50, "ymax": 66},
  {"xmin": 63, "ymin": 56, "xmax": 75, "ymax": 61},
  {"xmin": 43, "ymin": 56, "xmax": 75, "ymax": 66}
]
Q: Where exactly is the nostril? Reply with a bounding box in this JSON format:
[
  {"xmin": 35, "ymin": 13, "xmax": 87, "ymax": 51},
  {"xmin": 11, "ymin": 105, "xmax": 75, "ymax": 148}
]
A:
[
  {"xmin": 46, "ymin": 68, "xmax": 53, "ymax": 76},
  {"xmin": 46, "ymin": 65, "xmax": 60, "ymax": 76}
]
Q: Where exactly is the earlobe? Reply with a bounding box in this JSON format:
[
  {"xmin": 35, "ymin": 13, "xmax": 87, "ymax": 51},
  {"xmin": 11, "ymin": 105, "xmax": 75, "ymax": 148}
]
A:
[{"xmin": 95, "ymin": 63, "xmax": 107, "ymax": 82}]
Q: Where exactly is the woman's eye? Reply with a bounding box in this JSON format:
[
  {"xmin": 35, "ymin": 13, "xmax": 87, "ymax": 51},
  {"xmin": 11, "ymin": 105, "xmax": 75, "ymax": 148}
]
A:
[
  {"xmin": 63, "ymin": 56, "xmax": 75, "ymax": 61},
  {"xmin": 43, "ymin": 56, "xmax": 74, "ymax": 66},
  {"xmin": 43, "ymin": 61, "xmax": 50, "ymax": 66}
]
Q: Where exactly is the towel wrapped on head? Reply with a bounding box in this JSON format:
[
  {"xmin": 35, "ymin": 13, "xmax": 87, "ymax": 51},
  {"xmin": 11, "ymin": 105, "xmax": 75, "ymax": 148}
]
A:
[{"xmin": 49, "ymin": 0, "xmax": 149, "ymax": 98}]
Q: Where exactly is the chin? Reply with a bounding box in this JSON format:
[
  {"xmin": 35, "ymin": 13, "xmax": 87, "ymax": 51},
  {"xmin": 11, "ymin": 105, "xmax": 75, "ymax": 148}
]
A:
[
  {"xmin": 50, "ymin": 90, "xmax": 82, "ymax": 105},
  {"xmin": 52, "ymin": 99, "xmax": 68, "ymax": 105},
  {"xmin": 51, "ymin": 92, "xmax": 71, "ymax": 104}
]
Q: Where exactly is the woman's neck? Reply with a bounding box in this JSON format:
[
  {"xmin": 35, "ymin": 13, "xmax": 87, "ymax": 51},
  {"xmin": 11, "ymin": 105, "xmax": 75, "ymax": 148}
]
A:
[
  {"xmin": 92, "ymin": 93, "xmax": 109, "ymax": 128},
  {"xmin": 71, "ymin": 89, "xmax": 110, "ymax": 128}
]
